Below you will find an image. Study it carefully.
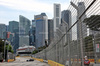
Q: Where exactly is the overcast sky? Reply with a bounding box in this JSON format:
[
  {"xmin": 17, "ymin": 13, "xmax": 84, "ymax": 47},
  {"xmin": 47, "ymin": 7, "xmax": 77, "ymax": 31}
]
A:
[{"xmin": 0, "ymin": 0, "xmax": 70, "ymax": 25}]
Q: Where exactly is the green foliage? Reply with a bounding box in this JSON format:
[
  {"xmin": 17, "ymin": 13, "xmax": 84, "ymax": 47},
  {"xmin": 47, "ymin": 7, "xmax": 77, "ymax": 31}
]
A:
[
  {"xmin": 11, "ymin": 50, "xmax": 14, "ymax": 53},
  {"xmin": 0, "ymin": 39, "xmax": 14, "ymax": 53},
  {"xmin": 38, "ymin": 46, "xmax": 46, "ymax": 50},
  {"xmin": 32, "ymin": 46, "xmax": 47, "ymax": 54},
  {"xmin": 83, "ymin": 15, "xmax": 100, "ymax": 31},
  {"xmin": 6, "ymin": 45, "xmax": 14, "ymax": 53},
  {"xmin": 0, "ymin": 40, "xmax": 4, "ymax": 52},
  {"xmin": 84, "ymin": 35, "xmax": 93, "ymax": 52},
  {"xmin": 32, "ymin": 50, "xmax": 38, "ymax": 54}
]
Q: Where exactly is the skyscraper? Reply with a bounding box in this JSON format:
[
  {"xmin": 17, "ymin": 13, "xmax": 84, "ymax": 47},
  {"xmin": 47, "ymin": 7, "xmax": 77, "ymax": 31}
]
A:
[
  {"xmin": 48, "ymin": 19, "xmax": 54, "ymax": 45},
  {"xmin": 61, "ymin": 10, "xmax": 72, "ymax": 40},
  {"xmin": 19, "ymin": 15, "xmax": 31, "ymax": 47},
  {"xmin": 31, "ymin": 20, "xmax": 36, "ymax": 46},
  {"xmin": 8, "ymin": 21, "xmax": 19, "ymax": 53},
  {"xmin": 0, "ymin": 24, "xmax": 6, "ymax": 39},
  {"xmin": 19, "ymin": 15, "xmax": 31, "ymax": 36},
  {"xmin": 13, "ymin": 28, "xmax": 19, "ymax": 53},
  {"xmin": 8, "ymin": 21, "xmax": 19, "ymax": 33},
  {"xmin": 34, "ymin": 13, "xmax": 48, "ymax": 48},
  {"xmin": 19, "ymin": 36, "xmax": 29, "ymax": 47},
  {"xmin": 77, "ymin": 2, "xmax": 87, "ymax": 38},
  {"xmin": 29, "ymin": 20, "xmax": 36, "ymax": 46},
  {"xmin": 54, "ymin": 3, "xmax": 61, "ymax": 35}
]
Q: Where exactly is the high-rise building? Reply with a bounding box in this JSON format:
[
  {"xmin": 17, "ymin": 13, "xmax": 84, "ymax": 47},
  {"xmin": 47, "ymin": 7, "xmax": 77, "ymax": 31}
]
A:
[
  {"xmin": 77, "ymin": 2, "xmax": 87, "ymax": 38},
  {"xmin": 54, "ymin": 3, "xmax": 61, "ymax": 35},
  {"xmin": 13, "ymin": 29, "xmax": 19, "ymax": 53},
  {"xmin": 48, "ymin": 19, "xmax": 54, "ymax": 45},
  {"xmin": 61, "ymin": 10, "xmax": 71, "ymax": 26},
  {"xmin": 8, "ymin": 21, "xmax": 19, "ymax": 33},
  {"xmin": 29, "ymin": 20, "xmax": 36, "ymax": 46},
  {"xmin": 34, "ymin": 13, "xmax": 48, "ymax": 48},
  {"xmin": 7, "ymin": 21, "xmax": 19, "ymax": 53},
  {"xmin": 61, "ymin": 10, "xmax": 72, "ymax": 40},
  {"xmin": 0, "ymin": 24, "xmax": 6, "ymax": 39},
  {"xmin": 19, "ymin": 36, "xmax": 29, "ymax": 47},
  {"xmin": 19, "ymin": 15, "xmax": 31, "ymax": 36},
  {"xmin": 19, "ymin": 15, "xmax": 31, "ymax": 47}
]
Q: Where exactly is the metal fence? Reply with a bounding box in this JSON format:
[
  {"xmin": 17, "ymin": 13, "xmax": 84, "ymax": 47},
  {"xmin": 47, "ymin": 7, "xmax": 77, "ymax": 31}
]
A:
[
  {"xmin": 8, "ymin": 52, "xmax": 15, "ymax": 59},
  {"xmin": 34, "ymin": 0, "xmax": 100, "ymax": 66}
]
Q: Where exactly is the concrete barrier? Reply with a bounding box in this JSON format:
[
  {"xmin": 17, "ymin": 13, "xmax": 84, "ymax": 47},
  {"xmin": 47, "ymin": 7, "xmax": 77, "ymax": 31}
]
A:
[
  {"xmin": 93, "ymin": 64, "xmax": 100, "ymax": 66},
  {"xmin": 8, "ymin": 59, "xmax": 15, "ymax": 62}
]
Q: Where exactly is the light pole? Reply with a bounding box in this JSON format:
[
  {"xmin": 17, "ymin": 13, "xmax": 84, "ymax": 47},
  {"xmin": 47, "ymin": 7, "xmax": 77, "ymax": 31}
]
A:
[
  {"xmin": 2, "ymin": 40, "xmax": 6, "ymax": 62},
  {"xmin": 7, "ymin": 41, "xmax": 10, "ymax": 61},
  {"xmin": 92, "ymin": 30, "xmax": 97, "ymax": 63}
]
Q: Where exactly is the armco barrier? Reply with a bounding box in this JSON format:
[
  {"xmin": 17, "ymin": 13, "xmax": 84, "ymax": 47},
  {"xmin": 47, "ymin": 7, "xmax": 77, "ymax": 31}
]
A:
[{"xmin": 48, "ymin": 60, "xmax": 64, "ymax": 66}]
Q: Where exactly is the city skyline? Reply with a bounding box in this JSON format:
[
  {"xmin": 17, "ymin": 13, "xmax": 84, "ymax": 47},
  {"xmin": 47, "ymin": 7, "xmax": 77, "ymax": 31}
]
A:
[{"xmin": 0, "ymin": 0, "xmax": 70, "ymax": 25}]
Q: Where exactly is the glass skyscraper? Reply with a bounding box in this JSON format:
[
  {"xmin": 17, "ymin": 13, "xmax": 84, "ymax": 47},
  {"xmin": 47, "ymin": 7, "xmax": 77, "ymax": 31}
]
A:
[
  {"xmin": 8, "ymin": 21, "xmax": 19, "ymax": 53},
  {"xmin": 19, "ymin": 15, "xmax": 31, "ymax": 36},
  {"xmin": 35, "ymin": 13, "xmax": 48, "ymax": 48},
  {"xmin": 61, "ymin": 10, "xmax": 72, "ymax": 40},
  {"xmin": 77, "ymin": 2, "xmax": 87, "ymax": 38},
  {"xmin": 54, "ymin": 3, "xmax": 61, "ymax": 37},
  {"xmin": 0, "ymin": 24, "xmax": 6, "ymax": 39},
  {"xmin": 8, "ymin": 21, "xmax": 19, "ymax": 33},
  {"xmin": 48, "ymin": 19, "xmax": 54, "ymax": 45},
  {"xmin": 19, "ymin": 15, "xmax": 31, "ymax": 47}
]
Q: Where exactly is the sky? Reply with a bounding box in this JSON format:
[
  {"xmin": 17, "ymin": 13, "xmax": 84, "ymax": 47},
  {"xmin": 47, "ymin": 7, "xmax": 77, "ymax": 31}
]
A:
[{"xmin": 0, "ymin": 0, "xmax": 70, "ymax": 25}]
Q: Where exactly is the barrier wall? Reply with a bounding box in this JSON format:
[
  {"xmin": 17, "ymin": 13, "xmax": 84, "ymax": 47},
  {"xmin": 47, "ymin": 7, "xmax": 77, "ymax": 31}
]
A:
[
  {"xmin": 48, "ymin": 60, "xmax": 64, "ymax": 66},
  {"xmin": 8, "ymin": 59, "xmax": 15, "ymax": 62},
  {"xmin": 7, "ymin": 52, "xmax": 15, "ymax": 62}
]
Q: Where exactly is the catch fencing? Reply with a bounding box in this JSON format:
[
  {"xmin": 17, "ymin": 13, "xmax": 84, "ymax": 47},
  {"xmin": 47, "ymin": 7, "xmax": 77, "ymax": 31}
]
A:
[{"xmin": 34, "ymin": 0, "xmax": 100, "ymax": 66}]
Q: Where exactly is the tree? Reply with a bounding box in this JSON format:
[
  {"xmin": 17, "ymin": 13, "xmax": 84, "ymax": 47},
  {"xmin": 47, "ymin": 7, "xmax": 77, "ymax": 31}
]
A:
[
  {"xmin": 0, "ymin": 40, "xmax": 4, "ymax": 52},
  {"xmin": 0, "ymin": 39, "xmax": 14, "ymax": 53},
  {"xmin": 32, "ymin": 50, "xmax": 38, "ymax": 54},
  {"xmin": 83, "ymin": 15, "xmax": 100, "ymax": 31},
  {"xmin": 5, "ymin": 45, "xmax": 14, "ymax": 53},
  {"xmin": 84, "ymin": 35, "xmax": 93, "ymax": 52},
  {"xmin": 32, "ymin": 46, "xmax": 47, "ymax": 54}
]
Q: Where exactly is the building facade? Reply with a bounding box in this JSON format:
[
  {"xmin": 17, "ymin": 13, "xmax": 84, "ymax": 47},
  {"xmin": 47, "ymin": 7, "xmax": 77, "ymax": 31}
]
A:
[
  {"xmin": 30, "ymin": 20, "xmax": 36, "ymax": 46},
  {"xmin": 8, "ymin": 21, "xmax": 19, "ymax": 53},
  {"xmin": 0, "ymin": 24, "xmax": 6, "ymax": 39},
  {"xmin": 48, "ymin": 19, "xmax": 54, "ymax": 45},
  {"xmin": 8, "ymin": 21, "xmax": 19, "ymax": 33},
  {"xmin": 77, "ymin": 2, "xmax": 87, "ymax": 38},
  {"xmin": 34, "ymin": 13, "xmax": 48, "ymax": 48},
  {"xmin": 61, "ymin": 10, "xmax": 72, "ymax": 40},
  {"xmin": 19, "ymin": 15, "xmax": 30, "ymax": 47},
  {"xmin": 54, "ymin": 3, "xmax": 61, "ymax": 35},
  {"xmin": 19, "ymin": 36, "xmax": 29, "ymax": 47},
  {"xmin": 16, "ymin": 46, "xmax": 35, "ymax": 56},
  {"xmin": 13, "ymin": 29, "xmax": 19, "ymax": 53},
  {"xmin": 19, "ymin": 15, "xmax": 31, "ymax": 36}
]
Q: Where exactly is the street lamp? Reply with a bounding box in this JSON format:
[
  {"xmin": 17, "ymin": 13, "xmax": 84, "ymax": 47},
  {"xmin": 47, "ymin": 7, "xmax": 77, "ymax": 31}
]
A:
[
  {"xmin": 2, "ymin": 40, "xmax": 7, "ymax": 62},
  {"xmin": 6, "ymin": 41, "xmax": 10, "ymax": 61}
]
